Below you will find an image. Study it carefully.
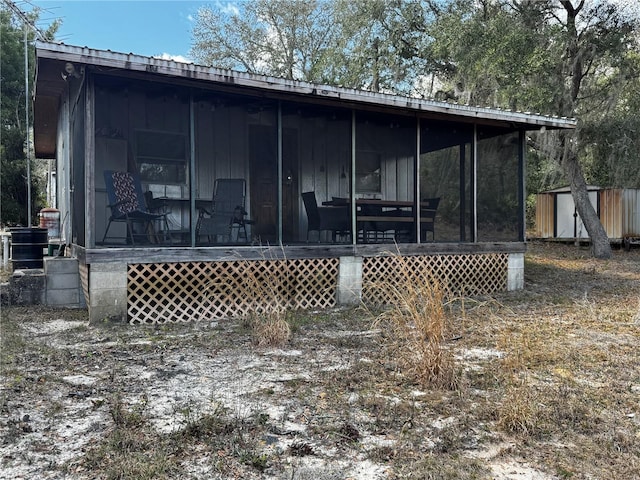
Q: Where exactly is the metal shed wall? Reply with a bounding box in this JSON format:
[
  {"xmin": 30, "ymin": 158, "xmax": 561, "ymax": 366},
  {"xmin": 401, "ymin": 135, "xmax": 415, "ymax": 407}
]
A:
[
  {"xmin": 534, "ymin": 187, "xmax": 598, "ymax": 240},
  {"xmin": 599, "ymin": 189, "xmax": 623, "ymax": 239},
  {"xmin": 534, "ymin": 193, "xmax": 555, "ymax": 238},
  {"xmin": 622, "ymin": 189, "xmax": 640, "ymax": 237},
  {"xmin": 597, "ymin": 189, "xmax": 640, "ymax": 240}
]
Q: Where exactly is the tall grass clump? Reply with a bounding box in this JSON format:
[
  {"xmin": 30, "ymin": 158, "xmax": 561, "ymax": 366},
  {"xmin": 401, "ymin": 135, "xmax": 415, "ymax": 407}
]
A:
[
  {"xmin": 371, "ymin": 255, "xmax": 458, "ymax": 389},
  {"xmin": 241, "ymin": 258, "xmax": 292, "ymax": 347},
  {"xmin": 496, "ymin": 379, "xmax": 544, "ymax": 437}
]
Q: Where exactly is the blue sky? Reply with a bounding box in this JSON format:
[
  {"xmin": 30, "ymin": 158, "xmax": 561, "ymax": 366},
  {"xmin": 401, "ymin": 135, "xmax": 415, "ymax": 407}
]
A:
[{"xmin": 27, "ymin": 0, "xmax": 206, "ymax": 62}]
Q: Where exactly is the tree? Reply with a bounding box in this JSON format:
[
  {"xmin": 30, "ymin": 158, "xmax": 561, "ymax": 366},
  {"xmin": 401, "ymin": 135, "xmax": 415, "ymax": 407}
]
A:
[
  {"xmin": 190, "ymin": 0, "xmax": 437, "ymax": 91},
  {"xmin": 191, "ymin": 0, "xmax": 341, "ymax": 83},
  {"xmin": 1, "ymin": 4, "xmax": 58, "ymax": 226}
]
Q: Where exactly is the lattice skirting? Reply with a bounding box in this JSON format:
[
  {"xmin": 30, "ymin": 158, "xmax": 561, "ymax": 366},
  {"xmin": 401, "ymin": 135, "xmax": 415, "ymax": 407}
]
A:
[
  {"xmin": 127, "ymin": 258, "xmax": 340, "ymax": 324},
  {"xmin": 126, "ymin": 253, "xmax": 508, "ymax": 324},
  {"xmin": 362, "ymin": 253, "xmax": 508, "ymax": 305}
]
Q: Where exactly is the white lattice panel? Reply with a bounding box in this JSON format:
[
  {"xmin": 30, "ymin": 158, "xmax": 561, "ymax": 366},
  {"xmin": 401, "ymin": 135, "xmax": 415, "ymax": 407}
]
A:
[
  {"xmin": 127, "ymin": 258, "xmax": 339, "ymax": 324},
  {"xmin": 362, "ymin": 253, "xmax": 508, "ymax": 305}
]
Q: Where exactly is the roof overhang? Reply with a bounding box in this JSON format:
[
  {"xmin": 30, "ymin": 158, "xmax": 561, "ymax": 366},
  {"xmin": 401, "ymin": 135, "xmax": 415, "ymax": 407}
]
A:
[
  {"xmin": 34, "ymin": 41, "xmax": 577, "ymax": 158},
  {"xmin": 33, "ymin": 56, "xmax": 68, "ymax": 157}
]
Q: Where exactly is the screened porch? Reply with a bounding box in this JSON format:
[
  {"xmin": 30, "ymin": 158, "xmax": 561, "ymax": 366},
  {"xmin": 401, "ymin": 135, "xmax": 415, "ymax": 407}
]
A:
[{"xmin": 90, "ymin": 74, "xmax": 523, "ymax": 250}]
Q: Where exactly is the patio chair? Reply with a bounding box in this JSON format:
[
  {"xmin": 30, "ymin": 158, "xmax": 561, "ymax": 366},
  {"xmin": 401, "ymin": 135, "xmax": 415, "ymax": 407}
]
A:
[
  {"xmin": 198, "ymin": 179, "xmax": 249, "ymax": 243},
  {"xmin": 302, "ymin": 191, "xmax": 350, "ymax": 243},
  {"xmin": 102, "ymin": 170, "xmax": 171, "ymax": 245},
  {"xmin": 420, "ymin": 197, "xmax": 441, "ymax": 242}
]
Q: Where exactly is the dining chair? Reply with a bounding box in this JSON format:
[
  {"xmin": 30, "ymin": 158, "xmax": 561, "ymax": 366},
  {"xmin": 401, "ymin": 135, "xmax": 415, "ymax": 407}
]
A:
[
  {"xmin": 420, "ymin": 197, "xmax": 441, "ymax": 242},
  {"xmin": 302, "ymin": 191, "xmax": 350, "ymax": 243},
  {"xmin": 102, "ymin": 170, "xmax": 171, "ymax": 245}
]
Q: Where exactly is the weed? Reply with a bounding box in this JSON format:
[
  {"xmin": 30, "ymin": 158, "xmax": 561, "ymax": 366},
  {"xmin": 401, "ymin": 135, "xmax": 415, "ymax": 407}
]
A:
[
  {"xmin": 496, "ymin": 379, "xmax": 544, "ymax": 437},
  {"xmin": 109, "ymin": 393, "xmax": 148, "ymax": 428},
  {"xmin": 201, "ymin": 254, "xmax": 292, "ymax": 346},
  {"xmin": 398, "ymin": 452, "xmax": 490, "ymax": 479},
  {"xmin": 238, "ymin": 450, "xmax": 270, "ymax": 471},
  {"xmin": 289, "ymin": 441, "xmax": 314, "ymax": 456},
  {"xmin": 370, "ymin": 254, "xmax": 459, "ymax": 389},
  {"xmin": 336, "ymin": 421, "xmax": 361, "ymax": 444}
]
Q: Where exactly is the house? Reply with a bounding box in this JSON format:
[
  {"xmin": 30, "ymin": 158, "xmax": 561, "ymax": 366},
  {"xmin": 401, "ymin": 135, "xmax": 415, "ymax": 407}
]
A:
[{"xmin": 33, "ymin": 42, "xmax": 576, "ymax": 324}]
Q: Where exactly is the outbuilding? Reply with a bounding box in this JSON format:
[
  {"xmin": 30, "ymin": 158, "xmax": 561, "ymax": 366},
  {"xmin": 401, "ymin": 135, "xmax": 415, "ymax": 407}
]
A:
[{"xmin": 535, "ymin": 186, "xmax": 640, "ymax": 246}]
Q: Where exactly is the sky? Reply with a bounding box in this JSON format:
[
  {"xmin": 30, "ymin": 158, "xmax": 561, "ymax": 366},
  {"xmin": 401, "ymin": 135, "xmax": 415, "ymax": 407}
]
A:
[
  {"xmin": 21, "ymin": 0, "xmax": 640, "ymax": 65},
  {"xmin": 24, "ymin": 0, "xmax": 204, "ymax": 62}
]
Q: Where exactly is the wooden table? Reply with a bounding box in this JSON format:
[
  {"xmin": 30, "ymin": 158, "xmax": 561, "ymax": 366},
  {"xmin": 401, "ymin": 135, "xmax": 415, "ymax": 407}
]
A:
[{"xmin": 321, "ymin": 198, "xmax": 436, "ymax": 242}]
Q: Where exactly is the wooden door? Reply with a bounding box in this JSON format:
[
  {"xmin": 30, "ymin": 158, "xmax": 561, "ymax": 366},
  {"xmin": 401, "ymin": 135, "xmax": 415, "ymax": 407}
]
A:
[
  {"xmin": 282, "ymin": 128, "xmax": 298, "ymax": 242},
  {"xmin": 249, "ymin": 125, "xmax": 277, "ymax": 243},
  {"xmin": 249, "ymin": 125, "xmax": 299, "ymax": 243}
]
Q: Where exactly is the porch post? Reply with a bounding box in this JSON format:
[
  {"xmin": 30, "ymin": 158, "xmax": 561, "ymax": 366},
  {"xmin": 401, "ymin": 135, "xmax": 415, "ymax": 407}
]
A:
[
  {"xmin": 85, "ymin": 75, "xmax": 95, "ymax": 247},
  {"xmin": 518, "ymin": 129, "xmax": 526, "ymax": 242},
  {"xmin": 471, "ymin": 125, "xmax": 478, "ymax": 242},
  {"xmin": 415, "ymin": 117, "xmax": 421, "ymax": 243},
  {"xmin": 507, "ymin": 252, "xmax": 525, "ymax": 290},
  {"xmin": 189, "ymin": 93, "xmax": 197, "ymax": 246},
  {"xmin": 277, "ymin": 102, "xmax": 283, "ymax": 242},
  {"xmin": 350, "ymin": 110, "xmax": 356, "ymax": 245},
  {"xmin": 460, "ymin": 144, "xmax": 467, "ymax": 242},
  {"xmin": 337, "ymin": 256, "xmax": 362, "ymax": 304},
  {"xmin": 88, "ymin": 262, "xmax": 128, "ymax": 323}
]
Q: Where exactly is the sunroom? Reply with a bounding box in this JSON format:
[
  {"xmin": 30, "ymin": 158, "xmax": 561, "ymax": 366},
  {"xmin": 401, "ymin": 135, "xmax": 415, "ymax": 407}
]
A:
[{"xmin": 33, "ymin": 42, "xmax": 575, "ymax": 323}]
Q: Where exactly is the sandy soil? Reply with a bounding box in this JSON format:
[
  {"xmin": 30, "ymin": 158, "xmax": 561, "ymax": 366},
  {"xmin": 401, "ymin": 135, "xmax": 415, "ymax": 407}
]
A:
[{"xmin": 2, "ymin": 242, "xmax": 640, "ymax": 479}]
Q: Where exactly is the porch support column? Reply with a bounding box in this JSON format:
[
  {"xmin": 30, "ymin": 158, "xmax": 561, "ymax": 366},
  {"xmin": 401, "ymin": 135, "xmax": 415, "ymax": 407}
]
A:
[
  {"xmin": 518, "ymin": 129, "xmax": 526, "ymax": 242},
  {"xmin": 85, "ymin": 74, "xmax": 95, "ymax": 247},
  {"xmin": 507, "ymin": 252, "xmax": 524, "ymax": 291},
  {"xmin": 189, "ymin": 93, "xmax": 197, "ymax": 246},
  {"xmin": 88, "ymin": 262, "xmax": 128, "ymax": 323},
  {"xmin": 415, "ymin": 117, "xmax": 421, "ymax": 243},
  {"xmin": 336, "ymin": 256, "xmax": 362, "ymax": 305},
  {"xmin": 277, "ymin": 102, "xmax": 283, "ymax": 242},
  {"xmin": 471, "ymin": 125, "xmax": 478, "ymax": 242},
  {"xmin": 350, "ymin": 111, "xmax": 356, "ymax": 245}
]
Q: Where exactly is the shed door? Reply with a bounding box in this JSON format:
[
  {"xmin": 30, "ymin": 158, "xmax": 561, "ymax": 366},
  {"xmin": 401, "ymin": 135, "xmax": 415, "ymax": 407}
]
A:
[{"xmin": 555, "ymin": 191, "xmax": 598, "ymax": 239}]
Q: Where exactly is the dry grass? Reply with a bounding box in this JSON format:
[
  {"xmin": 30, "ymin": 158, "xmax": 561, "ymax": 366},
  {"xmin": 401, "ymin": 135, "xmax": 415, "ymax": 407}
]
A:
[
  {"xmin": 2, "ymin": 242, "xmax": 640, "ymax": 479},
  {"xmin": 239, "ymin": 258, "xmax": 291, "ymax": 347},
  {"xmin": 370, "ymin": 254, "xmax": 458, "ymax": 389}
]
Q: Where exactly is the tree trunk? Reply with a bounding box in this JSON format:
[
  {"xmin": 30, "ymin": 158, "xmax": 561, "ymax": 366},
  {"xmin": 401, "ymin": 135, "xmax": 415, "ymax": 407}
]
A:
[
  {"xmin": 558, "ymin": 0, "xmax": 611, "ymax": 259},
  {"xmin": 560, "ymin": 133, "xmax": 611, "ymax": 259}
]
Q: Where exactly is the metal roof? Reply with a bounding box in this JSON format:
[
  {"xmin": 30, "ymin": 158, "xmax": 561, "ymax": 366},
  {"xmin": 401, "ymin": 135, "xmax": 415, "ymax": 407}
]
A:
[{"xmin": 34, "ymin": 41, "xmax": 576, "ymax": 156}]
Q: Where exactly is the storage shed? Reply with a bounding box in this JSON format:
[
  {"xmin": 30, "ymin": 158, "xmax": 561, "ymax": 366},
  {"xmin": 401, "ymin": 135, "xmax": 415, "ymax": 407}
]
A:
[{"xmin": 534, "ymin": 187, "xmax": 640, "ymax": 244}]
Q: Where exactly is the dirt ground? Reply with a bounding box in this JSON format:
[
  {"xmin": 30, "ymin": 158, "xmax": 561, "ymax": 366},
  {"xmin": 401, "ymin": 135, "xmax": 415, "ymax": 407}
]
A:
[{"xmin": 1, "ymin": 241, "xmax": 640, "ymax": 479}]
